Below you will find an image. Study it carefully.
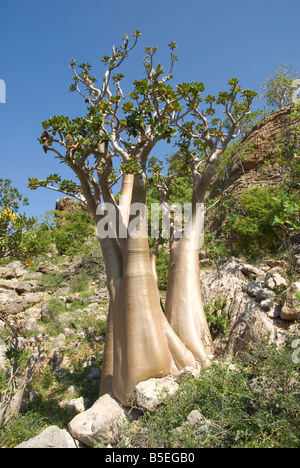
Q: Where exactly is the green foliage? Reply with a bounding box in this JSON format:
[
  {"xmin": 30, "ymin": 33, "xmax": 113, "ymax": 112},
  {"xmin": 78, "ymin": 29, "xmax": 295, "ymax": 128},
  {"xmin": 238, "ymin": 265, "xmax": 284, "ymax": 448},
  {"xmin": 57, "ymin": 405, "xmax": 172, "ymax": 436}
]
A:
[
  {"xmin": 204, "ymin": 233, "xmax": 229, "ymax": 260},
  {"xmin": 20, "ymin": 223, "xmax": 54, "ymax": 258},
  {"xmin": 20, "ymin": 209, "xmax": 95, "ymax": 260},
  {"xmin": 272, "ymin": 191, "xmax": 300, "ymax": 233},
  {"xmin": 223, "ymin": 187, "xmax": 299, "ymax": 256},
  {"xmin": 0, "ymin": 411, "xmax": 49, "ymax": 448},
  {"xmin": 155, "ymin": 249, "xmax": 169, "ymax": 291},
  {"xmin": 38, "ymin": 273, "xmax": 65, "ymax": 293},
  {"xmin": 259, "ymin": 63, "xmax": 300, "ymax": 110},
  {"xmin": 120, "ymin": 339, "xmax": 300, "ymax": 448},
  {"xmin": 204, "ymin": 296, "xmax": 229, "ymax": 337},
  {"xmin": 78, "ymin": 249, "xmax": 105, "ymax": 282},
  {"xmin": 0, "ymin": 179, "xmax": 37, "ymax": 259},
  {"xmin": 0, "ymin": 179, "xmax": 29, "ymax": 211},
  {"xmin": 52, "ymin": 210, "xmax": 94, "ymax": 256}
]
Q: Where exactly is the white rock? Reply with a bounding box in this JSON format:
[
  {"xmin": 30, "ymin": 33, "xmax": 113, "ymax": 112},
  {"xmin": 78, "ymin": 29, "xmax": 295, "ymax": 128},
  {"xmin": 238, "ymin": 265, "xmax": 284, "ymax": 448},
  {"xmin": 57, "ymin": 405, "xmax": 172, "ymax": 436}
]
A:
[
  {"xmin": 58, "ymin": 397, "xmax": 87, "ymax": 414},
  {"xmin": 265, "ymin": 272, "xmax": 288, "ymax": 290},
  {"xmin": 260, "ymin": 299, "xmax": 274, "ymax": 311},
  {"xmin": 281, "ymin": 281, "xmax": 300, "ymax": 321},
  {"xmin": 256, "ymin": 288, "xmax": 275, "ymax": 302},
  {"xmin": 272, "ymin": 273, "xmax": 288, "ymax": 288},
  {"xmin": 134, "ymin": 376, "xmax": 179, "ymax": 411},
  {"xmin": 14, "ymin": 426, "xmax": 77, "ymax": 448},
  {"xmin": 68, "ymin": 393, "xmax": 127, "ymax": 448},
  {"xmin": 242, "ymin": 281, "xmax": 261, "ymax": 298}
]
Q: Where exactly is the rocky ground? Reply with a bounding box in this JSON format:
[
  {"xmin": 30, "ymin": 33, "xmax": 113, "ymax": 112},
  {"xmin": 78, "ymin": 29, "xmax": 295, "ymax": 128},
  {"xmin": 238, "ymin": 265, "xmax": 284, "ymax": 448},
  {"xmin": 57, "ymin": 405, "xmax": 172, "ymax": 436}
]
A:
[{"xmin": 0, "ymin": 251, "xmax": 298, "ymax": 448}]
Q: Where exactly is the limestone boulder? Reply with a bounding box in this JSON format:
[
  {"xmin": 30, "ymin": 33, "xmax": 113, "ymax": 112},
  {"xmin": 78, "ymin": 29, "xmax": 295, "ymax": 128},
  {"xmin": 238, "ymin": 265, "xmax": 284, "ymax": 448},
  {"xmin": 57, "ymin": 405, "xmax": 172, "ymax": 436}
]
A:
[
  {"xmin": 280, "ymin": 281, "xmax": 300, "ymax": 321},
  {"xmin": 134, "ymin": 376, "xmax": 179, "ymax": 412},
  {"xmin": 14, "ymin": 426, "xmax": 77, "ymax": 448},
  {"xmin": 68, "ymin": 393, "xmax": 127, "ymax": 448}
]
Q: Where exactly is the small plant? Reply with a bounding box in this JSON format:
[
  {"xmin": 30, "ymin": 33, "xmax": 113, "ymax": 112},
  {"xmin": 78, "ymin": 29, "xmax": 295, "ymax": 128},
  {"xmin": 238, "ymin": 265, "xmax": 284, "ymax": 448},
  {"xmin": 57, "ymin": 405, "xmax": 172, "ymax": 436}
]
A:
[
  {"xmin": 205, "ymin": 296, "xmax": 229, "ymax": 337},
  {"xmin": 78, "ymin": 249, "xmax": 105, "ymax": 282}
]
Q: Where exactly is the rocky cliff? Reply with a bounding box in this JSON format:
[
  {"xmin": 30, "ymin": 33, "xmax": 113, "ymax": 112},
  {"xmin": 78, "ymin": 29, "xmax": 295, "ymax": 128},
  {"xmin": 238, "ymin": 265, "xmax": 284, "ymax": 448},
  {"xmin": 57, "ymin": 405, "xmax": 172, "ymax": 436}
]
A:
[
  {"xmin": 208, "ymin": 104, "xmax": 298, "ymax": 237},
  {"xmin": 211, "ymin": 104, "xmax": 296, "ymax": 197}
]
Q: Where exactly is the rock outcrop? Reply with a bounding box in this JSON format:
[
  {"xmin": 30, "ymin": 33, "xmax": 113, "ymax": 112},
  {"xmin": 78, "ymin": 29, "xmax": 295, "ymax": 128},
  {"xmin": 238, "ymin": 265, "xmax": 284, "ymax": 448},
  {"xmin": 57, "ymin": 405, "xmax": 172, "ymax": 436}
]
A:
[
  {"xmin": 208, "ymin": 104, "xmax": 298, "ymax": 237},
  {"xmin": 55, "ymin": 197, "xmax": 86, "ymax": 213},
  {"xmin": 200, "ymin": 259, "xmax": 298, "ymax": 358}
]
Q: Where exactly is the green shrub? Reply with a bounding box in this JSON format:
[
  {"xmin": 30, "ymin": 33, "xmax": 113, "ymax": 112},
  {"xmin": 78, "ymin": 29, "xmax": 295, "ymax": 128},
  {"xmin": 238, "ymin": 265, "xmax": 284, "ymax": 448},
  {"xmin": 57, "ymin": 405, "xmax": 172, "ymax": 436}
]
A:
[
  {"xmin": 0, "ymin": 411, "xmax": 49, "ymax": 448},
  {"xmin": 120, "ymin": 339, "xmax": 300, "ymax": 448},
  {"xmin": 205, "ymin": 296, "xmax": 229, "ymax": 337},
  {"xmin": 40, "ymin": 298, "xmax": 66, "ymax": 336},
  {"xmin": 19, "ymin": 209, "xmax": 95, "ymax": 261},
  {"xmin": 39, "ymin": 273, "xmax": 65, "ymax": 293},
  {"xmin": 222, "ymin": 187, "xmax": 299, "ymax": 257},
  {"xmin": 0, "ymin": 179, "xmax": 37, "ymax": 259},
  {"xmin": 78, "ymin": 249, "xmax": 105, "ymax": 282},
  {"xmin": 52, "ymin": 210, "xmax": 95, "ymax": 256},
  {"xmin": 155, "ymin": 249, "xmax": 169, "ymax": 291},
  {"xmin": 20, "ymin": 224, "xmax": 54, "ymax": 258}
]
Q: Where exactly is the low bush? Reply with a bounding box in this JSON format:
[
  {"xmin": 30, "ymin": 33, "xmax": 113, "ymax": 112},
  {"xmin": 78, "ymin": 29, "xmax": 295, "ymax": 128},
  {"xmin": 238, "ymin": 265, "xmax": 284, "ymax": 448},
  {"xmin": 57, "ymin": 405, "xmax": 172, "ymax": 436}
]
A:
[{"xmin": 121, "ymin": 339, "xmax": 300, "ymax": 448}]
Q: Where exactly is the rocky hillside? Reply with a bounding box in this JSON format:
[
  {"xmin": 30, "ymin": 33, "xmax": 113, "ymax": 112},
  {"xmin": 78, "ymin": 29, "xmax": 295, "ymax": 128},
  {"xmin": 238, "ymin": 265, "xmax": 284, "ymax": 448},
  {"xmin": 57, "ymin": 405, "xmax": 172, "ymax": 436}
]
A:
[
  {"xmin": 0, "ymin": 252, "xmax": 299, "ymax": 448},
  {"xmin": 0, "ymin": 254, "xmax": 109, "ymax": 438}
]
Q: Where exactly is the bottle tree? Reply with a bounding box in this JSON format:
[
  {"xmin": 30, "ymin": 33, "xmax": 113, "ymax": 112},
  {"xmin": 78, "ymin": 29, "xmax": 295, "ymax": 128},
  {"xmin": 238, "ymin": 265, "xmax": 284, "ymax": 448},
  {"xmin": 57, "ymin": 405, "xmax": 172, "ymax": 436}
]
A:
[{"xmin": 29, "ymin": 32, "xmax": 256, "ymax": 406}]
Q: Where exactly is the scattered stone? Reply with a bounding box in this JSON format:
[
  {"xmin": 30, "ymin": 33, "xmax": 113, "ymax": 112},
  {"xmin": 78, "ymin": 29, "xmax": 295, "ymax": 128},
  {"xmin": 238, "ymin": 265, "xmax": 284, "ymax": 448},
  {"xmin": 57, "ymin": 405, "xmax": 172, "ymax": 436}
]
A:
[
  {"xmin": 266, "ymin": 259, "xmax": 287, "ymax": 269},
  {"xmin": 1, "ymin": 297, "xmax": 28, "ymax": 315},
  {"xmin": 267, "ymin": 305, "xmax": 282, "ymax": 320},
  {"xmin": 177, "ymin": 366, "xmax": 201, "ymax": 379},
  {"xmin": 40, "ymin": 302, "xmax": 53, "ymax": 321},
  {"xmin": 23, "ymin": 293, "xmax": 41, "ymax": 305},
  {"xmin": 0, "ymin": 288, "xmax": 18, "ymax": 304},
  {"xmin": 0, "ymin": 339, "xmax": 6, "ymax": 368},
  {"xmin": 171, "ymin": 409, "xmax": 224, "ymax": 448},
  {"xmin": 15, "ymin": 282, "xmax": 32, "ymax": 293},
  {"xmin": 280, "ymin": 281, "xmax": 300, "ymax": 321},
  {"xmin": 36, "ymin": 261, "xmax": 58, "ymax": 275},
  {"xmin": 241, "ymin": 263, "xmax": 264, "ymax": 279},
  {"xmin": 264, "ymin": 275, "xmax": 276, "ymax": 290},
  {"xmin": 264, "ymin": 272, "xmax": 288, "ymax": 290},
  {"xmin": 272, "ymin": 273, "xmax": 288, "ymax": 288},
  {"xmin": 63, "ymin": 327, "xmax": 74, "ymax": 337},
  {"xmin": 27, "ymin": 272, "xmax": 43, "ymax": 280},
  {"xmin": 58, "ymin": 397, "xmax": 88, "ymax": 414},
  {"xmin": 0, "ymin": 279, "xmax": 16, "ymax": 290},
  {"xmin": 260, "ymin": 299, "xmax": 274, "ymax": 311},
  {"xmin": 242, "ymin": 281, "xmax": 261, "ymax": 298},
  {"xmin": 0, "ymin": 261, "xmax": 27, "ymax": 279},
  {"xmin": 20, "ymin": 317, "xmax": 45, "ymax": 336},
  {"xmin": 14, "ymin": 425, "xmax": 77, "ymax": 449},
  {"xmin": 66, "ymin": 292, "xmax": 81, "ymax": 303},
  {"xmin": 201, "ymin": 260, "xmax": 284, "ymax": 358},
  {"xmin": 50, "ymin": 333, "xmax": 66, "ymax": 348},
  {"xmin": 256, "ymin": 288, "xmax": 275, "ymax": 302}
]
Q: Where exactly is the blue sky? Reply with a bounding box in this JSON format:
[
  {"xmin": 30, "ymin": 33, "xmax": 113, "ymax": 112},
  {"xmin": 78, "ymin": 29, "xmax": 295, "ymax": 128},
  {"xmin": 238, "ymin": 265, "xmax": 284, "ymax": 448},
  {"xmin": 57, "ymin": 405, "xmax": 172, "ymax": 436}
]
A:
[{"xmin": 0, "ymin": 0, "xmax": 299, "ymax": 219}]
